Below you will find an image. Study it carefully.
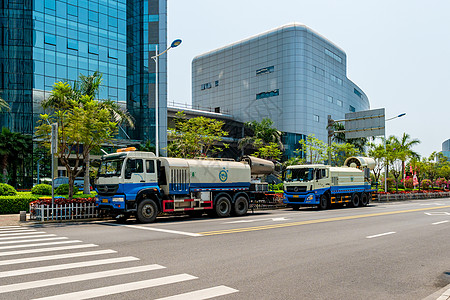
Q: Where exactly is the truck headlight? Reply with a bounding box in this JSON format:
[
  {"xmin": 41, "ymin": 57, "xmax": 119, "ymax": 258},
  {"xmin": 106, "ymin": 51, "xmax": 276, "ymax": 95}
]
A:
[
  {"xmin": 112, "ymin": 197, "xmax": 124, "ymax": 202},
  {"xmin": 306, "ymin": 194, "xmax": 314, "ymax": 201}
]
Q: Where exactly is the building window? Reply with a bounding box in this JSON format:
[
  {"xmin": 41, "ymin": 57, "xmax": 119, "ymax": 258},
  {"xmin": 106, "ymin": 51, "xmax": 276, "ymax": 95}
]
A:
[
  {"xmin": 330, "ymin": 74, "xmax": 343, "ymax": 86},
  {"xmin": 108, "ymin": 49, "xmax": 117, "ymax": 59},
  {"xmin": 67, "ymin": 39, "xmax": 78, "ymax": 50},
  {"xmin": 214, "ymin": 107, "xmax": 220, "ymax": 113},
  {"xmin": 256, "ymin": 89, "xmax": 279, "ymax": 100},
  {"xmin": 89, "ymin": 44, "xmax": 99, "ymax": 55},
  {"xmin": 256, "ymin": 66, "xmax": 274, "ymax": 75},
  {"xmin": 313, "ymin": 65, "xmax": 325, "ymax": 76},
  {"xmin": 314, "ymin": 115, "xmax": 320, "ymax": 122},
  {"xmin": 67, "ymin": 4, "xmax": 78, "ymax": 16},
  {"xmin": 214, "ymin": 80, "xmax": 219, "ymax": 87},
  {"xmin": 326, "ymin": 95, "xmax": 333, "ymax": 103},
  {"xmin": 354, "ymin": 88, "xmax": 362, "ymax": 98},
  {"xmin": 201, "ymin": 82, "xmax": 211, "ymax": 90},
  {"xmin": 337, "ymin": 99, "xmax": 343, "ymax": 107},
  {"xmin": 44, "ymin": 33, "xmax": 56, "ymax": 45},
  {"xmin": 349, "ymin": 105, "xmax": 356, "ymax": 112},
  {"xmin": 325, "ymin": 48, "xmax": 342, "ymax": 63}
]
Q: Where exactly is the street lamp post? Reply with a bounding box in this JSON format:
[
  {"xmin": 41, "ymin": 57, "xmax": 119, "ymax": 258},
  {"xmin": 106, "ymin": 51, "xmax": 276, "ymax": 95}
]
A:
[
  {"xmin": 384, "ymin": 113, "xmax": 406, "ymax": 192},
  {"xmin": 151, "ymin": 39, "xmax": 182, "ymax": 157}
]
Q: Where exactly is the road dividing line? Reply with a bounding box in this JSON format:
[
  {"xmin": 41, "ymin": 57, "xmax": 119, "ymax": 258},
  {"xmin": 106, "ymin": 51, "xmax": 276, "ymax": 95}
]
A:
[
  {"xmin": 0, "ymin": 249, "xmax": 117, "ymax": 266},
  {"xmin": 0, "ymin": 240, "xmax": 81, "ymax": 250},
  {"xmin": 111, "ymin": 224, "xmax": 203, "ymax": 237},
  {"xmin": 31, "ymin": 274, "xmax": 198, "ymax": 300},
  {"xmin": 0, "ymin": 244, "xmax": 98, "ymax": 257},
  {"xmin": 0, "ymin": 234, "xmax": 56, "ymax": 241},
  {"xmin": 366, "ymin": 232, "xmax": 396, "ymax": 239},
  {"xmin": 199, "ymin": 205, "xmax": 450, "ymax": 236},
  {"xmin": 432, "ymin": 220, "xmax": 449, "ymax": 225},
  {"xmin": 155, "ymin": 285, "xmax": 239, "ymax": 300},
  {"xmin": 0, "ymin": 264, "xmax": 165, "ymax": 294},
  {"xmin": 0, "ymin": 256, "xmax": 139, "ymax": 278}
]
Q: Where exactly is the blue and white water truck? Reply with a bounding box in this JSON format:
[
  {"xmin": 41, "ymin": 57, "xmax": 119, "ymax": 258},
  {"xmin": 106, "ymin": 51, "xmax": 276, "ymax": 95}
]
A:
[
  {"xmin": 283, "ymin": 157, "xmax": 377, "ymax": 210},
  {"xmin": 95, "ymin": 148, "xmax": 275, "ymax": 223}
]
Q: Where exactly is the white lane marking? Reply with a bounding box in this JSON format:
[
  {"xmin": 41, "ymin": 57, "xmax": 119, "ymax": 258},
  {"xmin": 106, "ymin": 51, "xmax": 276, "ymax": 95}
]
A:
[
  {"xmin": 366, "ymin": 232, "xmax": 396, "ymax": 239},
  {"xmin": 111, "ymin": 224, "xmax": 202, "ymax": 237},
  {"xmin": 425, "ymin": 212, "xmax": 450, "ymax": 216},
  {"xmin": 155, "ymin": 285, "xmax": 239, "ymax": 300},
  {"xmin": 0, "ymin": 256, "xmax": 139, "ymax": 278},
  {"xmin": 0, "ymin": 244, "xmax": 98, "ymax": 257},
  {"xmin": 225, "ymin": 217, "xmax": 289, "ymax": 224},
  {"xmin": 0, "ymin": 237, "xmax": 68, "ymax": 245},
  {"xmin": 0, "ymin": 234, "xmax": 56, "ymax": 241},
  {"xmin": 0, "ymin": 264, "xmax": 165, "ymax": 294},
  {"xmin": 0, "ymin": 229, "xmax": 37, "ymax": 235},
  {"xmin": 31, "ymin": 274, "xmax": 198, "ymax": 300},
  {"xmin": 0, "ymin": 231, "xmax": 46, "ymax": 237},
  {"xmin": 432, "ymin": 220, "xmax": 449, "ymax": 225},
  {"xmin": 0, "ymin": 226, "xmax": 21, "ymax": 229},
  {"xmin": 0, "ymin": 227, "xmax": 27, "ymax": 231},
  {"xmin": 0, "ymin": 249, "xmax": 116, "ymax": 266},
  {"xmin": 0, "ymin": 240, "xmax": 81, "ymax": 250}
]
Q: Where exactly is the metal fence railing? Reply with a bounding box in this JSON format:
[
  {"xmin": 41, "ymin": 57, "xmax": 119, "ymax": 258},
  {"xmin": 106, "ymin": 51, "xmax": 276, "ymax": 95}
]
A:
[
  {"xmin": 376, "ymin": 191, "xmax": 450, "ymax": 202},
  {"xmin": 29, "ymin": 203, "xmax": 99, "ymax": 221}
]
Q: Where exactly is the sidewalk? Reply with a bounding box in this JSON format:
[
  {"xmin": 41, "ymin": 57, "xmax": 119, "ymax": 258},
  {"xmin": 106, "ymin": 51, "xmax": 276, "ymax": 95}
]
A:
[{"xmin": 0, "ymin": 213, "xmax": 28, "ymax": 226}]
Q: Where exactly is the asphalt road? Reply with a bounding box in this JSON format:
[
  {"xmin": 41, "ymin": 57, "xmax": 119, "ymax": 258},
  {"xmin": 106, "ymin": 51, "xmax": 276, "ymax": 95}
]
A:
[{"xmin": 1, "ymin": 199, "xmax": 450, "ymax": 299}]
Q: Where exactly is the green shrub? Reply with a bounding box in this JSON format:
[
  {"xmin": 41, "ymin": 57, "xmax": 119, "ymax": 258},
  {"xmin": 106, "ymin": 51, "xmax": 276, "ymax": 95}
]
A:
[
  {"xmin": 55, "ymin": 184, "xmax": 78, "ymax": 195},
  {"xmin": 0, "ymin": 194, "xmax": 37, "ymax": 214},
  {"xmin": 0, "ymin": 183, "xmax": 17, "ymax": 196},
  {"xmin": 421, "ymin": 179, "xmax": 432, "ymax": 190},
  {"xmin": 31, "ymin": 184, "xmax": 52, "ymax": 195}
]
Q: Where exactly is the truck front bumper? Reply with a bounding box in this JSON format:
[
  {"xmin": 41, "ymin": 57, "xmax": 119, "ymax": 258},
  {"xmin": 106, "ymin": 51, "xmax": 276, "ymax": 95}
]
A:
[
  {"xmin": 283, "ymin": 193, "xmax": 319, "ymax": 205},
  {"xmin": 95, "ymin": 195, "xmax": 126, "ymax": 210}
]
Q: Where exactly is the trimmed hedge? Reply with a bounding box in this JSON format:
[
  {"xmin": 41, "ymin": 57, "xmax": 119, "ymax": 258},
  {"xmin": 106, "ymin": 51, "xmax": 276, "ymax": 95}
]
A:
[
  {"xmin": 0, "ymin": 192, "xmax": 97, "ymax": 214},
  {"xmin": 0, "ymin": 195, "xmax": 38, "ymax": 214},
  {"xmin": 0, "ymin": 183, "xmax": 17, "ymax": 196},
  {"xmin": 55, "ymin": 184, "xmax": 78, "ymax": 195},
  {"xmin": 31, "ymin": 184, "xmax": 52, "ymax": 196}
]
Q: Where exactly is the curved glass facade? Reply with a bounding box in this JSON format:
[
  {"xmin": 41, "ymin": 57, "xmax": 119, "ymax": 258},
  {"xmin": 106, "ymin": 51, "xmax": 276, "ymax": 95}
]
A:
[{"xmin": 192, "ymin": 23, "xmax": 370, "ymax": 155}]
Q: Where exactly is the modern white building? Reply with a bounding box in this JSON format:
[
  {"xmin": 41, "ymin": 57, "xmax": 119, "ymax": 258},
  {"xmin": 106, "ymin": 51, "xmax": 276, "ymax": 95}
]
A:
[{"xmin": 192, "ymin": 23, "xmax": 370, "ymax": 156}]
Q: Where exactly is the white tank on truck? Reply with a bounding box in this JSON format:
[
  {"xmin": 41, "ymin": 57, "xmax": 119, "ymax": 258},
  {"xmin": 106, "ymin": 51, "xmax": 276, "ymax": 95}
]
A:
[
  {"xmin": 95, "ymin": 148, "xmax": 274, "ymax": 223},
  {"xmin": 283, "ymin": 157, "xmax": 376, "ymax": 210}
]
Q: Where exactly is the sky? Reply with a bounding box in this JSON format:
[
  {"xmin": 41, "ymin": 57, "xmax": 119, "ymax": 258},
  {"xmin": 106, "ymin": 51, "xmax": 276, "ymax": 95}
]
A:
[{"xmin": 167, "ymin": 0, "xmax": 450, "ymax": 158}]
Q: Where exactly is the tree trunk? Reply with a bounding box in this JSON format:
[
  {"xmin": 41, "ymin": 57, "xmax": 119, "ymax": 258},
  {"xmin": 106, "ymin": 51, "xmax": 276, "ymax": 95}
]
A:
[{"xmin": 1, "ymin": 154, "xmax": 8, "ymax": 183}]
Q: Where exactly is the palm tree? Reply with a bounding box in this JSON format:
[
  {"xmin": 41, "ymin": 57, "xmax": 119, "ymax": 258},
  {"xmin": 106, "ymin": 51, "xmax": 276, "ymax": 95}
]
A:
[
  {"xmin": 0, "ymin": 127, "xmax": 32, "ymax": 185},
  {"xmin": 0, "ymin": 97, "xmax": 10, "ymax": 112},
  {"xmin": 392, "ymin": 133, "xmax": 420, "ymax": 180},
  {"xmin": 238, "ymin": 118, "xmax": 284, "ymax": 153}
]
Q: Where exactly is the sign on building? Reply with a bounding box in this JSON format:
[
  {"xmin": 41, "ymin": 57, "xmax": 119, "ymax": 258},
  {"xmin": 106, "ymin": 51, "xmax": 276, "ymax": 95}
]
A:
[{"xmin": 344, "ymin": 108, "xmax": 385, "ymax": 139}]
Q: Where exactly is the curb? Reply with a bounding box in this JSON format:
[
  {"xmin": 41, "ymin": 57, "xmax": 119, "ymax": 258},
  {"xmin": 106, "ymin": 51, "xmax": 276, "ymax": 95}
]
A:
[{"xmin": 423, "ymin": 284, "xmax": 450, "ymax": 300}]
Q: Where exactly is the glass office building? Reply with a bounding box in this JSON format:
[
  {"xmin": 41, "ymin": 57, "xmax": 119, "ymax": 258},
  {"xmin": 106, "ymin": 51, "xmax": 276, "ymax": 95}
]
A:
[
  {"xmin": 0, "ymin": 0, "xmax": 167, "ymax": 148},
  {"xmin": 192, "ymin": 23, "xmax": 370, "ymax": 158}
]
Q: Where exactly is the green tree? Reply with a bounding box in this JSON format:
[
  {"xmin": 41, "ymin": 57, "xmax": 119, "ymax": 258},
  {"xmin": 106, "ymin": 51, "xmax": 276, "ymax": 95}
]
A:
[
  {"xmin": 0, "ymin": 97, "xmax": 10, "ymax": 112},
  {"xmin": 167, "ymin": 111, "xmax": 229, "ymax": 158},
  {"xmin": 253, "ymin": 142, "xmax": 282, "ymax": 160},
  {"xmin": 0, "ymin": 128, "xmax": 32, "ymax": 186},
  {"xmin": 238, "ymin": 118, "xmax": 284, "ymax": 152},
  {"xmin": 331, "ymin": 122, "xmax": 368, "ymax": 153},
  {"xmin": 367, "ymin": 140, "xmax": 386, "ymax": 188},
  {"xmin": 392, "ymin": 133, "xmax": 420, "ymax": 180},
  {"xmin": 298, "ymin": 134, "xmax": 328, "ymax": 164},
  {"xmin": 329, "ymin": 142, "xmax": 360, "ymax": 167},
  {"xmin": 36, "ymin": 72, "xmax": 134, "ymax": 200}
]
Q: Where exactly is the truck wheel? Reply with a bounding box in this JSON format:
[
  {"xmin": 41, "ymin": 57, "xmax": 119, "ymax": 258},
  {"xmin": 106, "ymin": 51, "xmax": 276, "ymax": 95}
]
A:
[
  {"xmin": 351, "ymin": 193, "xmax": 360, "ymax": 207},
  {"xmin": 360, "ymin": 193, "xmax": 369, "ymax": 206},
  {"xmin": 215, "ymin": 196, "xmax": 231, "ymax": 217},
  {"xmin": 137, "ymin": 199, "xmax": 158, "ymax": 223},
  {"xmin": 318, "ymin": 194, "xmax": 329, "ymax": 210},
  {"xmin": 233, "ymin": 196, "xmax": 248, "ymax": 216}
]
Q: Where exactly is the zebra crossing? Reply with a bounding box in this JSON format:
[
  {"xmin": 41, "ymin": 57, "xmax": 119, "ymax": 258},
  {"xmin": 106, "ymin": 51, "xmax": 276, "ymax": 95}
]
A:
[{"xmin": 0, "ymin": 225, "xmax": 238, "ymax": 299}]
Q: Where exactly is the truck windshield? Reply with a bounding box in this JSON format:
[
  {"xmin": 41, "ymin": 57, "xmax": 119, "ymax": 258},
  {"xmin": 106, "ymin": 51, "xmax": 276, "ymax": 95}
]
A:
[
  {"xmin": 285, "ymin": 168, "xmax": 314, "ymax": 182},
  {"xmin": 98, "ymin": 158, "xmax": 124, "ymax": 177}
]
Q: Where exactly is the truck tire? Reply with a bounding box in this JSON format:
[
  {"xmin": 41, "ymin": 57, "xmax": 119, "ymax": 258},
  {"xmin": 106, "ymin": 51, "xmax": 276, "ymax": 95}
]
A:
[
  {"xmin": 136, "ymin": 199, "xmax": 158, "ymax": 223},
  {"xmin": 215, "ymin": 196, "xmax": 231, "ymax": 217},
  {"xmin": 233, "ymin": 196, "xmax": 248, "ymax": 216},
  {"xmin": 318, "ymin": 194, "xmax": 329, "ymax": 210},
  {"xmin": 350, "ymin": 193, "xmax": 360, "ymax": 207},
  {"xmin": 360, "ymin": 193, "xmax": 369, "ymax": 206}
]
